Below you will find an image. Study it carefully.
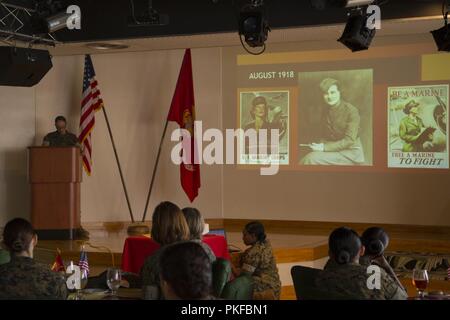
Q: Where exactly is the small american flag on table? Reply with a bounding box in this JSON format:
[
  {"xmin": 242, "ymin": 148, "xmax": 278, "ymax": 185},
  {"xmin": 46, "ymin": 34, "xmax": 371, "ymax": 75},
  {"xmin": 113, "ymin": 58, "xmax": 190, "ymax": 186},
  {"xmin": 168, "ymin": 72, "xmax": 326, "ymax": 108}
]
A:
[{"xmin": 78, "ymin": 248, "xmax": 90, "ymax": 276}]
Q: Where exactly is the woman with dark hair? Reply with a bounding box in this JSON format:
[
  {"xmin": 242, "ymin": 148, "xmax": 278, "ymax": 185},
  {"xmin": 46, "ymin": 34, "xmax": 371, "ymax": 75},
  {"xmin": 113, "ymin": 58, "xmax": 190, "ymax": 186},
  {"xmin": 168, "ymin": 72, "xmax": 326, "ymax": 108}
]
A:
[
  {"xmin": 233, "ymin": 221, "xmax": 281, "ymax": 299},
  {"xmin": 244, "ymin": 96, "xmax": 270, "ymax": 133},
  {"xmin": 140, "ymin": 201, "xmax": 190, "ymax": 298},
  {"xmin": 316, "ymin": 227, "xmax": 407, "ymax": 300},
  {"xmin": 182, "ymin": 207, "xmax": 216, "ymax": 263},
  {"xmin": 360, "ymin": 227, "xmax": 405, "ymax": 291},
  {"xmin": 0, "ymin": 218, "xmax": 67, "ymax": 300},
  {"xmin": 159, "ymin": 242, "xmax": 214, "ymax": 300},
  {"xmin": 300, "ymin": 78, "xmax": 364, "ymax": 165}
]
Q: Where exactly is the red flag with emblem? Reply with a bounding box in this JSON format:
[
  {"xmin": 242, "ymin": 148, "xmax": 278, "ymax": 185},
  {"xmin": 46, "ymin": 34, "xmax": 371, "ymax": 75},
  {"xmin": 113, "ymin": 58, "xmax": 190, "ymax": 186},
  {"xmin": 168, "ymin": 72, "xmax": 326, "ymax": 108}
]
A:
[
  {"xmin": 51, "ymin": 249, "xmax": 65, "ymax": 272},
  {"xmin": 167, "ymin": 49, "xmax": 200, "ymax": 202}
]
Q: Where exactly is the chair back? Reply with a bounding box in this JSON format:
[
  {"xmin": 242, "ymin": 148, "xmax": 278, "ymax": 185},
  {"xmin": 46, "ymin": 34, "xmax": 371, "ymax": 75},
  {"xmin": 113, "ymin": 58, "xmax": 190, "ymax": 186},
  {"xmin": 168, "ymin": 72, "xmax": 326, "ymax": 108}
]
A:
[{"xmin": 291, "ymin": 265, "xmax": 361, "ymax": 300}]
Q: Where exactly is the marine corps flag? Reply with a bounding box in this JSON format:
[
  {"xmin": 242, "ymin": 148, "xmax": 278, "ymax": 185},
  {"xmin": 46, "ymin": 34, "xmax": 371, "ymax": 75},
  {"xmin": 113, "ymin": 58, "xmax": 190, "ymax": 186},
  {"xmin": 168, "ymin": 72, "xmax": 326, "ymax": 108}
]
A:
[
  {"xmin": 167, "ymin": 49, "xmax": 200, "ymax": 202},
  {"xmin": 51, "ymin": 249, "xmax": 65, "ymax": 272}
]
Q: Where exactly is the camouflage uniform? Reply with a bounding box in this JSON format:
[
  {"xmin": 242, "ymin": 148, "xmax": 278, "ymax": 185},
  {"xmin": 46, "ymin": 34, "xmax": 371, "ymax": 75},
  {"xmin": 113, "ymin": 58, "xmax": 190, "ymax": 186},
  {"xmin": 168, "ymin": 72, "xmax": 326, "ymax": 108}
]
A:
[
  {"xmin": 240, "ymin": 240, "xmax": 281, "ymax": 299},
  {"xmin": 43, "ymin": 131, "xmax": 79, "ymax": 147},
  {"xmin": 316, "ymin": 259, "xmax": 407, "ymax": 300},
  {"xmin": 0, "ymin": 256, "xmax": 67, "ymax": 300}
]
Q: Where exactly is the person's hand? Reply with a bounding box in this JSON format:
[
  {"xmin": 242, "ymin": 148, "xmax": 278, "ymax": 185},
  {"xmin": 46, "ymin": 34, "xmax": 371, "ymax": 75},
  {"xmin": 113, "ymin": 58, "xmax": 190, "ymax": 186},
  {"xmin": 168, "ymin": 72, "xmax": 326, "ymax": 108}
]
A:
[{"xmin": 310, "ymin": 143, "xmax": 324, "ymax": 152}]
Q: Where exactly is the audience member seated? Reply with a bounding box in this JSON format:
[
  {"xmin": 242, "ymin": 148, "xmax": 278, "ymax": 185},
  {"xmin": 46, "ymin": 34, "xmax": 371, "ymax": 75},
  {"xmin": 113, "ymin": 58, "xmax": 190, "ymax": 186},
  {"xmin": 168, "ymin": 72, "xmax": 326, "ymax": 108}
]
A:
[
  {"xmin": 360, "ymin": 227, "xmax": 405, "ymax": 291},
  {"xmin": 315, "ymin": 227, "xmax": 407, "ymax": 300},
  {"xmin": 140, "ymin": 201, "xmax": 190, "ymax": 299},
  {"xmin": 0, "ymin": 218, "xmax": 67, "ymax": 300},
  {"xmin": 159, "ymin": 241, "xmax": 215, "ymax": 300},
  {"xmin": 232, "ymin": 221, "xmax": 281, "ymax": 300},
  {"xmin": 182, "ymin": 207, "xmax": 216, "ymax": 263}
]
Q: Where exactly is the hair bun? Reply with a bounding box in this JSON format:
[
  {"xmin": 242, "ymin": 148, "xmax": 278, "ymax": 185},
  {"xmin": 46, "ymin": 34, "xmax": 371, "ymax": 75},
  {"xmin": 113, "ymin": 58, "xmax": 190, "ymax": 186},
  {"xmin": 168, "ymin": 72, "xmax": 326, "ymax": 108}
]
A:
[
  {"xmin": 12, "ymin": 240, "xmax": 24, "ymax": 252},
  {"xmin": 368, "ymin": 240, "xmax": 384, "ymax": 255},
  {"xmin": 337, "ymin": 250, "xmax": 351, "ymax": 264}
]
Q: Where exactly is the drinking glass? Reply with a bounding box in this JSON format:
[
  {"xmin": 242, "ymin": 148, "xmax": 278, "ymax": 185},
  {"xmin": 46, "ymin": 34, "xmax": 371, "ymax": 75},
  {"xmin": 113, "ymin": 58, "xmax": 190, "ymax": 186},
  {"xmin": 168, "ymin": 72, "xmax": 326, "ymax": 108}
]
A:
[
  {"xmin": 106, "ymin": 268, "xmax": 121, "ymax": 297},
  {"xmin": 412, "ymin": 269, "xmax": 429, "ymax": 298}
]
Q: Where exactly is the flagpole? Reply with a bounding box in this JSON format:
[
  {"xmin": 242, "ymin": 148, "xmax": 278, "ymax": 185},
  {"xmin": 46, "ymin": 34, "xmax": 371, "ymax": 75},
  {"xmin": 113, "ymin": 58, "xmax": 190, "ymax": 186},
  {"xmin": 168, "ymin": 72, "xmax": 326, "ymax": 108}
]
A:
[
  {"xmin": 100, "ymin": 106, "xmax": 135, "ymax": 223},
  {"xmin": 141, "ymin": 118, "xmax": 169, "ymax": 222}
]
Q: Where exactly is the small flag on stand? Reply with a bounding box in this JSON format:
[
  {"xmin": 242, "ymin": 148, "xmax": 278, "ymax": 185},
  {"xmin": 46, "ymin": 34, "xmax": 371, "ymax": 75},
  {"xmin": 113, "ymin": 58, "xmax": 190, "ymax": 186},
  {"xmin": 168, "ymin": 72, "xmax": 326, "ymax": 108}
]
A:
[
  {"xmin": 78, "ymin": 247, "xmax": 90, "ymax": 276},
  {"xmin": 51, "ymin": 249, "xmax": 65, "ymax": 272}
]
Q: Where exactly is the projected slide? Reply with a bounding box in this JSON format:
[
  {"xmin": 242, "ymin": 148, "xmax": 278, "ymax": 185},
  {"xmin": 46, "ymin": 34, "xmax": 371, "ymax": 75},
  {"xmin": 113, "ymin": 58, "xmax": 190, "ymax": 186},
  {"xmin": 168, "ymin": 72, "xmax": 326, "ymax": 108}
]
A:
[
  {"xmin": 228, "ymin": 45, "xmax": 450, "ymax": 172},
  {"xmin": 298, "ymin": 69, "xmax": 373, "ymax": 166},
  {"xmin": 388, "ymin": 85, "xmax": 449, "ymax": 169},
  {"xmin": 239, "ymin": 90, "xmax": 289, "ymax": 165}
]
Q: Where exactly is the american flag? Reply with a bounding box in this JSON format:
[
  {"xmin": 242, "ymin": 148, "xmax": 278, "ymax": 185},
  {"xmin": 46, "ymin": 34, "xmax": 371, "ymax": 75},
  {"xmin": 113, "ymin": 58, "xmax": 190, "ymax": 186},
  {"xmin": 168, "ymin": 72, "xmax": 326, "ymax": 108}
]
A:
[
  {"xmin": 78, "ymin": 249, "xmax": 90, "ymax": 275},
  {"xmin": 79, "ymin": 54, "xmax": 104, "ymax": 175}
]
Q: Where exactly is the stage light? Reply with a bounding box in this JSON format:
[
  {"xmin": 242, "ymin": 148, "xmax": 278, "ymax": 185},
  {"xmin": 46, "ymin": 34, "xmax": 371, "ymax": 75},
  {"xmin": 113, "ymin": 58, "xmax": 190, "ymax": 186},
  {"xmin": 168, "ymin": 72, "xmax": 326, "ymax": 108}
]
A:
[
  {"xmin": 30, "ymin": 1, "xmax": 78, "ymax": 34},
  {"xmin": 337, "ymin": 8, "xmax": 376, "ymax": 52},
  {"xmin": 431, "ymin": 1, "xmax": 450, "ymax": 51},
  {"xmin": 45, "ymin": 10, "xmax": 77, "ymax": 32},
  {"xmin": 238, "ymin": 0, "xmax": 270, "ymax": 54}
]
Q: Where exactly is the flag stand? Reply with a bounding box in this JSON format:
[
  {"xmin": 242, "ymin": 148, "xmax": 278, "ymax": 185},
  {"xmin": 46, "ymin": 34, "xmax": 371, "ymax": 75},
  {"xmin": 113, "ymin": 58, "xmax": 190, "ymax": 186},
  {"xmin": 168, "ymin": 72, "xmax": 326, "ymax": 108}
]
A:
[
  {"xmin": 141, "ymin": 119, "xmax": 169, "ymax": 223},
  {"xmin": 100, "ymin": 106, "xmax": 149, "ymax": 235}
]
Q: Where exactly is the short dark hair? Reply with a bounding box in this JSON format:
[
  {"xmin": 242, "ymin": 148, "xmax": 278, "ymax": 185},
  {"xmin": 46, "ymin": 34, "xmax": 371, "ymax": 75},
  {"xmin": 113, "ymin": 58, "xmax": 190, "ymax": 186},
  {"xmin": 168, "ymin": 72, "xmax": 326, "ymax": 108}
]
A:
[
  {"xmin": 159, "ymin": 242, "xmax": 212, "ymax": 300},
  {"xmin": 151, "ymin": 201, "xmax": 190, "ymax": 246},
  {"xmin": 244, "ymin": 221, "xmax": 267, "ymax": 243},
  {"xmin": 250, "ymin": 96, "xmax": 268, "ymax": 120},
  {"xmin": 55, "ymin": 115, "xmax": 67, "ymax": 123},
  {"xmin": 2, "ymin": 218, "xmax": 35, "ymax": 253},
  {"xmin": 361, "ymin": 227, "xmax": 389, "ymax": 256},
  {"xmin": 182, "ymin": 207, "xmax": 204, "ymax": 240},
  {"xmin": 329, "ymin": 227, "xmax": 361, "ymax": 264}
]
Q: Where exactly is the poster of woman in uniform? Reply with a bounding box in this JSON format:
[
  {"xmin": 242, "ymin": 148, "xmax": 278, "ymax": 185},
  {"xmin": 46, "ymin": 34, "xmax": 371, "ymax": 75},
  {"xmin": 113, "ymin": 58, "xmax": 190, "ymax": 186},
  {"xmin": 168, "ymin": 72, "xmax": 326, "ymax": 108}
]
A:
[
  {"xmin": 298, "ymin": 69, "xmax": 373, "ymax": 166},
  {"xmin": 388, "ymin": 85, "xmax": 448, "ymax": 169},
  {"xmin": 239, "ymin": 90, "xmax": 289, "ymax": 165}
]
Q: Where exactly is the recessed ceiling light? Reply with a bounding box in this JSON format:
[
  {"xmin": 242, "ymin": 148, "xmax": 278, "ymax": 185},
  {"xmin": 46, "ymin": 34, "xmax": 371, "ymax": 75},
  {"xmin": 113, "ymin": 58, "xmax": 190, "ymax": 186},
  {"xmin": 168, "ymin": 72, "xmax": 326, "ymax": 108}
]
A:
[{"xmin": 85, "ymin": 43, "xmax": 129, "ymax": 50}]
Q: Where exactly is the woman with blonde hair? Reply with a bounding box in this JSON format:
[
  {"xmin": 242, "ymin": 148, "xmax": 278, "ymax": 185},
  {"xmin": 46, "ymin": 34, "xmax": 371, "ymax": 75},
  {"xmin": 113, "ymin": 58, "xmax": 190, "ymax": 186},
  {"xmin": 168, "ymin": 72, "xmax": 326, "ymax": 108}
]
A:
[{"xmin": 182, "ymin": 207, "xmax": 216, "ymax": 263}]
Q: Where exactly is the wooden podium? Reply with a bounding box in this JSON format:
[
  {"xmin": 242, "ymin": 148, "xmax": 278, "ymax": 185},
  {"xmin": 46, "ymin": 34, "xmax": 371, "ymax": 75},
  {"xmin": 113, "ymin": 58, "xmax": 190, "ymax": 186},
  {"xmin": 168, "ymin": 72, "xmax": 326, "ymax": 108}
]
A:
[{"xmin": 28, "ymin": 147, "xmax": 82, "ymax": 240}]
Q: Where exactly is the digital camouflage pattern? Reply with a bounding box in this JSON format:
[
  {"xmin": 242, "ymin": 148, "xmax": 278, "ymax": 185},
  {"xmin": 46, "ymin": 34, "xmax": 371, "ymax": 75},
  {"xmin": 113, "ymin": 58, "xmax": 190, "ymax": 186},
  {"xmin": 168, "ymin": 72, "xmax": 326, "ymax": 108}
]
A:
[
  {"xmin": 43, "ymin": 131, "xmax": 79, "ymax": 147},
  {"xmin": 0, "ymin": 256, "xmax": 67, "ymax": 300},
  {"xmin": 317, "ymin": 259, "xmax": 407, "ymax": 300},
  {"xmin": 240, "ymin": 240, "xmax": 281, "ymax": 299}
]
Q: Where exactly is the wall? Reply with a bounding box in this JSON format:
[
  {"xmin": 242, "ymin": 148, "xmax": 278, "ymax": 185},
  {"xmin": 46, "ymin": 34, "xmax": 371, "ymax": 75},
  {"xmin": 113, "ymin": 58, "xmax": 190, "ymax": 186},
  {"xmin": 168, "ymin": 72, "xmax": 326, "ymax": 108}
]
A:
[
  {"xmin": 0, "ymin": 86, "xmax": 35, "ymax": 227},
  {"xmin": 1, "ymin": 34, "xmax": 450, "ymax": 228},
  {"xmin": 221, "ymin": 35, "xmax": 450, "ymax": 226},
  {"xmin": 0, "ymin": 47, "xmax": 223, "ymax": 226}
]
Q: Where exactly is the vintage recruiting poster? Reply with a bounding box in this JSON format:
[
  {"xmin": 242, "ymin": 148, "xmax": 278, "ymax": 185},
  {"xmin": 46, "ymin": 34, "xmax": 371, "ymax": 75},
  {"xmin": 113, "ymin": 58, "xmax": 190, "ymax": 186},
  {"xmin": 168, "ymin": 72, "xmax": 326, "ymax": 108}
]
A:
[
  {"xmin": 388, "ymin": 85, "xmax": 449, "ymax": 169},
  {"xmin": 239, "ymin": 90, "xmax": 289, "ymax": 165}
]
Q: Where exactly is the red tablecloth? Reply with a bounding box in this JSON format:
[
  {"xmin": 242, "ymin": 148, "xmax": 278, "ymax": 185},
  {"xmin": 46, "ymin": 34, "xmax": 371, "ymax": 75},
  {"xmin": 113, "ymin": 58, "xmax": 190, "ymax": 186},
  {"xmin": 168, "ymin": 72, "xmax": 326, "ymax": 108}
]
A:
[{"xmin": 121, "ymin": 235, "xmax": 230, "ymax": 274}]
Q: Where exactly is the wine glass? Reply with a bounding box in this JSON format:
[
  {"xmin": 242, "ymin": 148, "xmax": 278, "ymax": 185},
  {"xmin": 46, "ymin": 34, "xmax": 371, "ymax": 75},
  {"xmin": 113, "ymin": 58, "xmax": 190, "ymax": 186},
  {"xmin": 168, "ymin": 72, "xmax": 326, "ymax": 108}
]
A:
[
  {"xmin": 412, "ymin": 269, "xmax": 429, "ymax": 298},
  {"xmin": 106, "ymin": 268, "xmax": 121, "ymax": 298}
]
